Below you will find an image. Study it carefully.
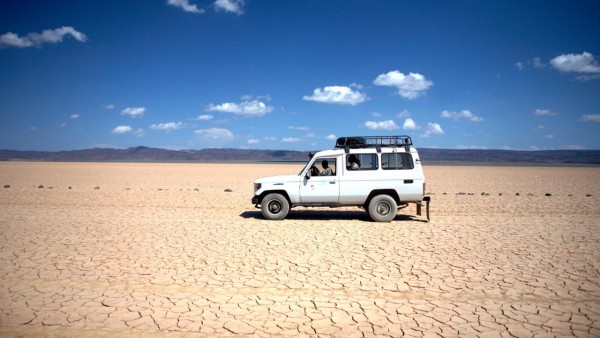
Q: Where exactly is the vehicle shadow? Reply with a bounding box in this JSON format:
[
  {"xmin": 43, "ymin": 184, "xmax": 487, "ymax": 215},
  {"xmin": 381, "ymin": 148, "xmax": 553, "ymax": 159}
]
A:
[{"xmin": 239, "ymin": 210, "xmax": 426, "ymax": 222}]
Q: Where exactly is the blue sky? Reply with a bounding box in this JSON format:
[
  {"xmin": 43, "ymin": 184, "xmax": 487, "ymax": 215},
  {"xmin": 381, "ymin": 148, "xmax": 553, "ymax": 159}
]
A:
[{"xmin": 1, "ymin": 0, "xmax": 599, "ymax": 151}]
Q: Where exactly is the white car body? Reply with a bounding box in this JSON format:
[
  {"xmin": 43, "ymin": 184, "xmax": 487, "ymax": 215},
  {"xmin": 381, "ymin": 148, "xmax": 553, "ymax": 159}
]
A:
[{"xmin": 252, "ymin": 136, "xmax": 430, "ymax": 222}]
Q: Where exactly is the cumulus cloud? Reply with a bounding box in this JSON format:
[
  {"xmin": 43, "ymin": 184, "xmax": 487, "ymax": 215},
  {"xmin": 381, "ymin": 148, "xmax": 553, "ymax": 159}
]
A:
[
  {"xmin": 214, "ymin": 0, "xmax": 244, "ymax": 14},
  {"xmin": 441, "ymin": 110, "xmax": 484, "ymax": 122},
  {"xmin": 70, "ymin": 114, "xmax": 80, "ymax": 119},
  {"xmin": 112, "ymin": 125, "xmax": 144, "ymax": 137},
  {"xmin": 282, "ymin": 137, "xmax": 302, "ymax": 143},
  {"xmin": 550, "ymin": 52, "xmax": 600, "ymax": 74},
  {"xmin": 303, "ymin": 85, "xmax": 368, "ymax": 105},
  {"xmin": 515, "ymin": 57, "xmax": 546, "ymax": 70},
  {"xmin": 121, "ymin": 107, "xmax": 145, "ymax": 118},
  {"xmin": 580, "ymin": 114, "xmax": 600, "ymax": 122},
  {"xmin": 0, "ymin": 27, "xmax": 87, "ymax": 48},
  {"xmin": 247, "ymin": 138, "xmax": 259, "ymax": 144},
  {"xmin": 195, "ymin": 114, "xmax": 214, "ymax": 121},
  {"xmin": 288, "ymin": 126, "xmax": 309, "ymax": 131},
  {"xmin": 402, "ymin": 118, "xmax": 418, "ymax": 130},
  {"xmin": 325, "ymin": 134, "xmax": 336, "ymax": 141},
  {"xmin": 207, "ymin": 98, "xmax": 273, "ymax": 117},
  {"xmin": 421, "ymin": 123, "xmax": 444, "ymax": 138},
  {"xmin": 364, "ymin": 120, "xmax": 399, "ymax": 131},
  {"xmin": 534, "ymin": 109, "xmax": 559, "ymax": 116},
  {"xmin": 112, "ymin": 125, "xmax": 132, "ymax": 134},
  {"xmin": 396, "ymin": 110, "xmax": 411, "ymax": 118},
  {"xmin": 194, "ymin": 128, "xmax": 234, "ymax": 142},
  {"xmin": 150, "ymin": 122, "xmax": 185, "ymax": 131},
  {"xmin": 167, "ymin": 0, "xmax": 204, "ymax": 13},
  {"xmin": 103, "ymin": 104, "xmax": 115, "ymax": 110},
  {"xmin": 373, "ymin": 70, "xmax": 433, "ymax": 100}
]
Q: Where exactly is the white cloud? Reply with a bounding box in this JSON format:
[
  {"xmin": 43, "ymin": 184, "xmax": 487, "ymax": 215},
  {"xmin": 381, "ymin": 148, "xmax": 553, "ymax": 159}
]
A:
[
  {"xmin": 133, "ymin": 128, "xmax": 145, "ymax": 137},
  {"xmin": 282, "ymin": 137, "xmax": 302, "ymax": 143},
  {"xmin": 167, "ymin": 0, "xmax": 204, "ymax": 13},
  {"xmin": 545, "ymin": 134, "xmax": 555, "ymax": 139},
  {"xmin": 441, "ymin": 110, "xmax": 484, "ymax": 122},
  {"xmin": 532, "ymin": 57, "xmax": 545, "ymax": 69},
  {"xmin": 111, "ymin": 125, "xmax": 144, "ymax": 137},
  {"xmin": 70, "ymin": 114, "xmax": 80, "ymax": 119},
  {"xmin": 264, "ymin": 136, "xmax": 277, "ymax": 141},
  {"xmin": 207, "ymin": 99, "xmax": 273, "ymax": 117},
  {"xmin": 195, "ymin": 114, "xmax": 214, "ymax": 121},
  {"xmin": 112, "ymin": 125, "xmax": 133, "ymax": 134},
  {"xmin": 396, "ymin": 110, "xmax": 411, "ymax": 118},
  {"xmin": 194, "ymin": 128, "xmax": 234, "ymax": 142},
  {"xmin": 0, "ymin": 27, "xmax": 87, "ymax": 48},
  {"xmin": 325, "ymin": 134, "xmax": 336, "ymax": 141},
  {"xmin": 365, "ymin": 120, "xmax": 399, "ymax": 131},
  {"xmin": 580, "ymin": 114, "xmax": 600, "ymax": 122},
  {"xmin": 214, "ymin": 0, "xmax": 244, "ymax": 14},
  {"xmin": 373, "ymin": 70, "xmax": 433, "ymax": 99},
  {"xmin": 371, "ymin": 111, "xmax": 382, "ymax": 117},
  {"xmin": 288, "ymin": 126, "xmax": 310, "ymax": 131},
  {"xmin": 303, "ymin": 85, "xmax": 368, "ymax": 105},
  {"xmin": 534, "ymin": 109, "xmax": 559, "ymax": 116},
  {"xmin": 550, "ymin": 52, "xmax": 600, "ymax": 74},
  {"xmin": 247, "ymin": 138, "xmax": 259, "ymax": 144},
  {"xmin": 421, "ymin": 123, "xmax": 444, "ymax": 138},
  {"xmin": 121, "ymin": 107, "xmax": 145, "ymax": 118},
  {"xmin": 150, "ymin": 122, "xmax": 185, "ymax": 131},
  {"xmin": 402, "ymin": 118, "xmax": 418, "ymax": 130},
  {"xmin": 104, "ymin": 104, "xmax": 115, "ymax": 110},
  {"xmin": 514, "ymin": 61, "xmax": 525, "ymax": 71}
]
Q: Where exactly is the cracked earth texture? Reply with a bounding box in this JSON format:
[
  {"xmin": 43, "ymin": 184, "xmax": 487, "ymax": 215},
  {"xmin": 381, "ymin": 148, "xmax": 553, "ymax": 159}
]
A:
[{"xmin": 0, "ymin": 162, "xmax": 599, "ymax": 337}]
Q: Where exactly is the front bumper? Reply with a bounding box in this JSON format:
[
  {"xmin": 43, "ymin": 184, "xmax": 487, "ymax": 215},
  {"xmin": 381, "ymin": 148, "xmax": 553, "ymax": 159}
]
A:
[{"xmin": 252, "ymin": 196, "xmax": 259, "ymax": 205}]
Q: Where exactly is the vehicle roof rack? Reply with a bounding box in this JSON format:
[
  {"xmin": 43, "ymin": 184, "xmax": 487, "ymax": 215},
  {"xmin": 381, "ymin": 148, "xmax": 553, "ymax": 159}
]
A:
[{"xmin": 335, "ymin": 135, "xmax": 413, "ymax": 152}]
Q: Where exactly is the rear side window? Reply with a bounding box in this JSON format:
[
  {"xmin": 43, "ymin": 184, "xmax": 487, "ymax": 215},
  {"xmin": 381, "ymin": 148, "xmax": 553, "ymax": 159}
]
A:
[
  {"xmin": 382, "ymin": 153, "xmax": 414, "ymax": 170},
  {"xmin": 346, "ymin": 154, "xmax": 378, "ymax": 170}
]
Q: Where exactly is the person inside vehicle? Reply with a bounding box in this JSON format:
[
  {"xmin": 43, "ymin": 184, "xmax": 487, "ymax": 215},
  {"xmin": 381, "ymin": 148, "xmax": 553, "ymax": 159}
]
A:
[
  {"xmin": 347, "ymin": 154, "xmax": 360, "ymax": 170},
  {"xmin": 320, "ymin": 160, "xmax": 333, "ymax": 176}
]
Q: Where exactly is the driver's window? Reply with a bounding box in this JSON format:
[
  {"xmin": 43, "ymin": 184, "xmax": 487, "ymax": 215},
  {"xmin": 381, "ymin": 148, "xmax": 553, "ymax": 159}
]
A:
[{"xmin": 310, "ymin": 158, "xmax": 336, "ymax": 176}]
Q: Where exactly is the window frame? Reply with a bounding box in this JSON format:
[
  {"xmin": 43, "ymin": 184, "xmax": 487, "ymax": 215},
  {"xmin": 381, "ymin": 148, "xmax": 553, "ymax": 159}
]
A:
[{"xmin": 381, "ymin": 152, "xmax": 414, "ymax": 170}]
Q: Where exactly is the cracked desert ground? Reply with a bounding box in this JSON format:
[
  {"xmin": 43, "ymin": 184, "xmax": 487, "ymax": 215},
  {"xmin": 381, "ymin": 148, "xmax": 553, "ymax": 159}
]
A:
[{"xmin": 1, "ymin": 162, "xmax": 599, "ymax": 337}]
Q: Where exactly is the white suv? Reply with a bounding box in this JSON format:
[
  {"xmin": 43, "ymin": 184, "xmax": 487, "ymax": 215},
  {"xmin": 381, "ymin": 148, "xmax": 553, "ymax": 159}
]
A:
[{"xmin": 251, "ymin": 135, "xmax": 430, "ymax": 222}]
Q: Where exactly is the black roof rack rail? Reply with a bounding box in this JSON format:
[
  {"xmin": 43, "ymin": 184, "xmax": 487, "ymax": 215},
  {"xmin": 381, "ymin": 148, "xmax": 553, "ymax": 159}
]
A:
[{"xmin": 335, "ymin": 135, "xmax": 413, "ymax": 152}]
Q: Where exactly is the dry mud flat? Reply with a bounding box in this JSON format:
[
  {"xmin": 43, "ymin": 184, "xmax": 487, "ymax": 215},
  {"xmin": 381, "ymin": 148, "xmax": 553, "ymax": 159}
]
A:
[{"xmin": 0, "ymin": 162, "xmax": 599, "ymax": 337}]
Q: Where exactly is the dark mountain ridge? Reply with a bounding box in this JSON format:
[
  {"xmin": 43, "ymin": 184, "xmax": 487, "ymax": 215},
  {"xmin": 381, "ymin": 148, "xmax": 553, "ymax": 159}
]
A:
[{"xmin": 1, "ymin": 147, "xmax": 599, "ymax": 165}]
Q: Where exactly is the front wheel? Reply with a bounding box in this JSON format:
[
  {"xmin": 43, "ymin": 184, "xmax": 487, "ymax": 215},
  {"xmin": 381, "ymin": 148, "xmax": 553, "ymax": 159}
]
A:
[
  {"xmin": 368, "ymin": 194, "xmax": 397, "ymax": 222},
  {"xmin": 261, "ymin": 193, "xmax": 290, "ymax": 220}
]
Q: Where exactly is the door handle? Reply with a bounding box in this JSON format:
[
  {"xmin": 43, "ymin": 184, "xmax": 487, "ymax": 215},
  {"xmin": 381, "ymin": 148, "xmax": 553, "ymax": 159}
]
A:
[{"xmin": 329, "ymin": 181, "xmax": 336, "ymax": 184}]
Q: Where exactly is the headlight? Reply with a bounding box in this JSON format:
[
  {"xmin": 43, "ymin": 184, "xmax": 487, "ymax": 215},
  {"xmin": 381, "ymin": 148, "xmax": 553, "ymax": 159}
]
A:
[{"xmin": 254, "ymin": 183, "xmax": 261, "ymax": 191}]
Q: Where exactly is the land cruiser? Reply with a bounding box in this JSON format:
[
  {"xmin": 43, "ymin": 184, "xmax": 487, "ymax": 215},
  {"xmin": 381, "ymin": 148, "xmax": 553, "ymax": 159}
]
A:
[{"xmin": 251, "ymin": 135, "xmax": 430, "ymax": 222}]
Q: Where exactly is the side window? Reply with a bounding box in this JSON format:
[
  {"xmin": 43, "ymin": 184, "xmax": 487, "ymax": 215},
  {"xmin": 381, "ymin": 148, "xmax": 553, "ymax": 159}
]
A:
[
  {"xmin": 382, "ymin": 153, "xmax": 414, "ymax": 170},
  {"xmin": 311, "ymin": 157, "xmax": 337, "ymax": 176},
  {"xmin": 346, "ymin": 154, "xmax": 378, "ymax": 170}
]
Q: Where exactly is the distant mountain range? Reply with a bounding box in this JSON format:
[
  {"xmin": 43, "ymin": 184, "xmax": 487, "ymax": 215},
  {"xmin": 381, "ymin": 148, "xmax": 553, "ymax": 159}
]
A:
[{"xmin": 1, "ymin": 146, "xmax": 599, "ymax": 165}]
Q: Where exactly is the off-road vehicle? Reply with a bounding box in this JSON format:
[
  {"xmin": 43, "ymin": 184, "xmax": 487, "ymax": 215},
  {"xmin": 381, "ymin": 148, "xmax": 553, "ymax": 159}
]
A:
[{"xmin": 251, "ymin": 135, "xmax": 430, "ymax": 222}]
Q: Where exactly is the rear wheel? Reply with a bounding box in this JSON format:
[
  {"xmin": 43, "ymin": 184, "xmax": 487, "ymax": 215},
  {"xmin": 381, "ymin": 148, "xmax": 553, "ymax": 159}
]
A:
[
  {"xmin": 261, "ymin": 193, "xmax": 290, "ymax": 220},
  {"xmin": 368, "ymin": 194, "xmax": 397, "ymax": 222}
]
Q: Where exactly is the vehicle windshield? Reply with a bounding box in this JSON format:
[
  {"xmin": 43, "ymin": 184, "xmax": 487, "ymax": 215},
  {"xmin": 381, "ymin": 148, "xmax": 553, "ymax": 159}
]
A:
[{"xmin": 298, "ymin": 160, "xmax": 313, "ymax": 176}]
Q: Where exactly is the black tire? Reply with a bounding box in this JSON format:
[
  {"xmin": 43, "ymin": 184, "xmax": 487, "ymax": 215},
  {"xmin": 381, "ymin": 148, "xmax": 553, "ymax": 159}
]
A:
[
  {"xmin": 368, "ymin": 194, "xmax": 397, "ymax": 222},
  {"xmin": 261, "ymin": 193, "xmax": 290, "ymax": 220}
]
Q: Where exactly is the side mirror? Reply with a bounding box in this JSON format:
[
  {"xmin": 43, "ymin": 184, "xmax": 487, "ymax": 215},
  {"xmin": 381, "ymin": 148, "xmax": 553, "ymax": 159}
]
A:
[{"xmin": 305, "ymin": 170, "xmax": 311, "ymax": 179}]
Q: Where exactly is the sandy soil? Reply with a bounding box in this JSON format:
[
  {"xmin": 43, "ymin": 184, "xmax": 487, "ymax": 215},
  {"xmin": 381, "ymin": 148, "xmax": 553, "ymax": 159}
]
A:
[{"xmin": 0, "ymin": 162, "xmax": 599, "ymax": 337}]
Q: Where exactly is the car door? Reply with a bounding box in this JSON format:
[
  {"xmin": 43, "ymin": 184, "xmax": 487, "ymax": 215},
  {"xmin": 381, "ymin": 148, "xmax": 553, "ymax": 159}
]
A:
[{"xmin": 300, "ymin": 157, "xmax": 340, "ymax": 203}]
